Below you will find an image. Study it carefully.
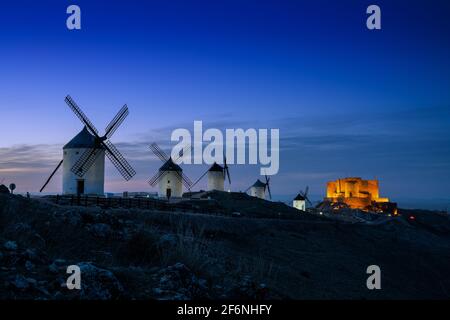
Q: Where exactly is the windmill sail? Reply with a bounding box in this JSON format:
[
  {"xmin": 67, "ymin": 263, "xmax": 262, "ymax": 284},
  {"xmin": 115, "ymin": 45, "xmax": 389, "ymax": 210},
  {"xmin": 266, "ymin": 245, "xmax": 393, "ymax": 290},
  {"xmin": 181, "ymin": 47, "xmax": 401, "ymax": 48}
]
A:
[
  {"xmin": 265, "ymin": 175, "xmax": 272, "ymax": 199},
  {"xmin": 104, "ymin": 140, "xmax": 136, "ymax": 181},
  {"xmin": 105, "ymin": 105, "xmax": 129, "ymax": 138},
  {"xmin": 71, "ymin": 147, "xmax": 103, "ymax": 177},
  {"xmin": 64, "ymin": 95, "xmax": 136, "ymax": 181},
  {"xmin": 223, "ymin": 154, "xmax": 231, "ymax": 184},
  {"xmin": 190, "ymin": 168, "xmax": 209, "ymax": 190},
  {"xmin": 65, "ymin": 95, "xmax": 99, "ymax": 135},
  {"xmin": 147, "ymin": 142, "xmax": 193, "ymax": 191},
  {"xmin": 40, "ymin": 95, "xmax": 135, "ymax": 193}
]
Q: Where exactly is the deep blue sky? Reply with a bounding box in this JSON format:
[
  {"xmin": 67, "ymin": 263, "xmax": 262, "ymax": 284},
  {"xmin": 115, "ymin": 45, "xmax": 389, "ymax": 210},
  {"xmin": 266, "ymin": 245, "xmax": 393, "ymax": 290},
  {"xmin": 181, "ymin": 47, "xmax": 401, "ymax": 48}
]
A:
[{"xmin": 1, "ymin": 0, "xmax": 449, "ymax": 209}]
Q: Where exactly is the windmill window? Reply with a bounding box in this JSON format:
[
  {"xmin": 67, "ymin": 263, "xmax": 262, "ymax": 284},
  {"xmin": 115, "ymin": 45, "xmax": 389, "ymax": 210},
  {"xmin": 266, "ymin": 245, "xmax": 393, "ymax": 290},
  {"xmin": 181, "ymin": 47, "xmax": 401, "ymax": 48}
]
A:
[
  {"xmin": 168, "ymin": 180, "xmax": 170, "ymax": 184},
  {"xmin": 76, "ymin": 151, "xmax": 79, "ymax": 155}
]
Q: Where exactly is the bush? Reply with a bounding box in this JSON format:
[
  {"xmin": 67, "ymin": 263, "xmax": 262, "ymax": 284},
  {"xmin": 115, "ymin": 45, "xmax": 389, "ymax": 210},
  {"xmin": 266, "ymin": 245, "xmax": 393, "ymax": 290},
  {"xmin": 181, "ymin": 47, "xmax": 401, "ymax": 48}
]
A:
[{"xmin": 117, "ymin": 229, "xmax": 159, "ymax": 266}]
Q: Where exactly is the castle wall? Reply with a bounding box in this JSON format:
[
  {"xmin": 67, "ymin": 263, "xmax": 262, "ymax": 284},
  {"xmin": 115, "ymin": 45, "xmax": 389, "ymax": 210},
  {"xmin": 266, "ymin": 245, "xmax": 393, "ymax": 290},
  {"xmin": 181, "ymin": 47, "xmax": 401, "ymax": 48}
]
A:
[
  {"xmin": 327, "ymin": 181, "xmax": 337, "ymax": 198},
  {"xmin": 325, "ymin": 177, "xmax": 389, "ymax": 210}
]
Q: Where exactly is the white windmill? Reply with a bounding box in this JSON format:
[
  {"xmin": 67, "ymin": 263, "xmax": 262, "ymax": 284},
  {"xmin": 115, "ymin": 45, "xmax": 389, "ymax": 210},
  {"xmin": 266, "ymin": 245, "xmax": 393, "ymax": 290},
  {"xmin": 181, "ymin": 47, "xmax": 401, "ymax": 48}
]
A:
[
  {"xmin": 293, "ymin": 186, "xmax": 312, "ymax": 211},
  {"xmin": 148, "ymin": 143, "xmax": 193, "ymax": 199},
  {"xmin": 190, "ymin": 155, "xmax": 231, "ymax": 192},
  {"xmin": 40, "ymin": 95, "xmax": 136, "ymax": 195},
  {"xmin": 246, "ymin": 174, "xmax": 272, "ymax": 200}
]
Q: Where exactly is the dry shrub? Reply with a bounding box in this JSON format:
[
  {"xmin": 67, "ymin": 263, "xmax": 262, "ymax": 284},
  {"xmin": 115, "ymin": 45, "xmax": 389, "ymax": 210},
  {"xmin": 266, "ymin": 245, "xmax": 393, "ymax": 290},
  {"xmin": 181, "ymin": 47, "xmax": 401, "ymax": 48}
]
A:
[
  {"xmin": 116, "ymin": 229, "xmax": 159, "ymax": 266},
  {"xmin": 158, "ymin": 218, "xmax": 211, "ymax": 276},
  {"xmin": 235, "ymin": 254, "xmax": 278, "ymax": 286}
]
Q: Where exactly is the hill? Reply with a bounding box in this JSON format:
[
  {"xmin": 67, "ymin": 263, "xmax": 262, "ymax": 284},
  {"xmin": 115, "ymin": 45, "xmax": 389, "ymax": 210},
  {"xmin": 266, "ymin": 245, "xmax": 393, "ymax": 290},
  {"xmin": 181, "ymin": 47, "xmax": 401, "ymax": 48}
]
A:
[{"xmin": 1, "ymin": 193, "xmax": 450, "ymax": 299}]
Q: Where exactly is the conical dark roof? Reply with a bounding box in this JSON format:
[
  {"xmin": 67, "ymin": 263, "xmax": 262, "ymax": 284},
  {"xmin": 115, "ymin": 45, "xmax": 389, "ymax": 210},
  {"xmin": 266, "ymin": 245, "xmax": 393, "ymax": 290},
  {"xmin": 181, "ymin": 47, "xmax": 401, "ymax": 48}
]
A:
[
  {"xmin": 252, "ymin": 179, "xmax": 266, "ymax": 188},
  {"xmin": 159, "ymin": 157, "xmax": 182, "ymax": 172},
  {"xmin": 294, "ymin": 194, "xmax": 305, "ymax": 201},
  {"xmin": 63, "ymin": 126, "xmax": 102, "ymax": 150},
  {"xmin": 0, "ymin": 184, "xmax": 10, "ymax": 194},
  {"xmin": 208, "ymin": 162, "xmax": 224, "ymax": 172}
]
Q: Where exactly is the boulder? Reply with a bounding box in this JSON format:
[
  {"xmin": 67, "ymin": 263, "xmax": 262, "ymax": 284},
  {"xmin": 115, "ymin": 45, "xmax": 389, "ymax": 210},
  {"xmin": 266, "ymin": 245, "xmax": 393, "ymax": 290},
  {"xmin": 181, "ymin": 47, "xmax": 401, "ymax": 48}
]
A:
[
  {"xmin": 157, "ymin": 234, "xmax": 178, "ymax": 249},
  {"xmin": 4, "ymin": 241, "xmax": 18, "ymax": 251},
  {"xmin": 224, "ymin": 275, "xmax": 269, "ymax": 299},
  {"xmin": 12, "ymin": 275, "xmax": 30, "ymax": 290},
  {"xmin": 77, "ymin": 262, "xmax": 124, "ymax": 299},
  {"xmin": 86, "ymin": 223, "xmax": 112, "ymax": 239},
  {"xmin": 48, "ymin": 259, "xmax": 67, "ymax": 273},
  {"xmin": 25, "ymin": 260, "xmax": 35, "ymax": 271},
  {"xmin": 153, "ymin": 262, "xmax": 209, "ymax": 300}
]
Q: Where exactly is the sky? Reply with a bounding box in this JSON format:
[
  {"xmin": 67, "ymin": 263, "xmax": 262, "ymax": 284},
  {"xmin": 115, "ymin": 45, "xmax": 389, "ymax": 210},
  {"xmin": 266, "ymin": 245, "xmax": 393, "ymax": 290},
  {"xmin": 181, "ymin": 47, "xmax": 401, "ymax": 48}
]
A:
[{"xmin": 0, "ymin": 0, "xmax": 450, "ymax": 209}]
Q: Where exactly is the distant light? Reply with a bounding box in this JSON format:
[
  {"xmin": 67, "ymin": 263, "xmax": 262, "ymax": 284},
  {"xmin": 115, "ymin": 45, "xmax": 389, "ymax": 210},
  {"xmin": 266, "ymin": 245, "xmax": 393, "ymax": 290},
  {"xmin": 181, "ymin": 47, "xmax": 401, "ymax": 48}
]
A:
[
  {"xmin": 319, "ymin": 212, "xmax": 323, "ymax": 215},
  {"xmin": 409, "ymin": 215, "xmax": 416, "ymax": 220}
]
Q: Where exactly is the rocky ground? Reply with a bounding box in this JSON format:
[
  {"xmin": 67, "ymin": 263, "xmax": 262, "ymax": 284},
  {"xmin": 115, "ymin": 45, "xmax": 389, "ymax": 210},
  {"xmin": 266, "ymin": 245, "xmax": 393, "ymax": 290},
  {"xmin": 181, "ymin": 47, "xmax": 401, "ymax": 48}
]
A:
[{"xmin": 1, "ymin": 192, "xmax": 450, "ymax": 300}]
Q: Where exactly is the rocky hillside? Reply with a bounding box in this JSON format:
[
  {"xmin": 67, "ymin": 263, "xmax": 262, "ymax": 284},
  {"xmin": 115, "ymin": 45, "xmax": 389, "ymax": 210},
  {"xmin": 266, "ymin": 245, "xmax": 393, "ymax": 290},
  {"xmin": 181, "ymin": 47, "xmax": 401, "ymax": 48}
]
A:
[{"xmin": 1, "ymin": 193, "xmax": 450, "ymax": 299}]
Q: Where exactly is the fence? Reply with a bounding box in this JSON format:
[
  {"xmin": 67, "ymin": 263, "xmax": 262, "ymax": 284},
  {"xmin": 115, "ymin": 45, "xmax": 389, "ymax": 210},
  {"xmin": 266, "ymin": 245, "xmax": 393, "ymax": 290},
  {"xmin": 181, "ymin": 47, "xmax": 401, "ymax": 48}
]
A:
[{"xmin": 45, "ymin": 194, "xmax": 226, "ymax": 215}]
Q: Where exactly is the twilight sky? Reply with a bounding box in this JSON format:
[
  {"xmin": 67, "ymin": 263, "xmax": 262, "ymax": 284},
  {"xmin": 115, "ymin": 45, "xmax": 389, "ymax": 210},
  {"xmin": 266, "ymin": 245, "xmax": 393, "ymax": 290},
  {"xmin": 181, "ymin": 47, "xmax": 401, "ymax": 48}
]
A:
[{"xmin": 0, "ymin": 0, "xmax": 449, "ymax": 209}]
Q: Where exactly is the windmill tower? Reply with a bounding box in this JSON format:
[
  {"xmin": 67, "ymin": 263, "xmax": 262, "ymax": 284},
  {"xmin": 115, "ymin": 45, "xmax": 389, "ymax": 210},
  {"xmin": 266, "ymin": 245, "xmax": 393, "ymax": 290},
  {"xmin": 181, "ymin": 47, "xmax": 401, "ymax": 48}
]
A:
[
  {"xmin": 293, "ymin": 194, "xmax": 306, "ymax": 211},
  {"xmin": 250, "ymin": 180, "xmax": 266, "ymax": 199},
  {"xmin": 247, "ymin": 175, "xmax": 272, "ymax": 200},
  {"xmin": 207, "ymin": 163, "xmax": 225, "ymax": 191},
  {"xmin": 293, "ymin": 186, "xmax": 312, "ymax": 211},
  {"xmin": 157, "ymin": 158, "xmax": 183, "ymax": 198},
  {"xmin": 62, "ymin": 127, "xmax": 105, "ymax": 195},
  {"xmin": 40, "ymin": 95, "xmax": 136, "ymax": 195},
  {"xmin": 190, "ymin": 155, "xmax": 231, "ymax": 192},
  {"xmin": 148, "ymin": 143, "xmax": 192, "ymax": 199}
]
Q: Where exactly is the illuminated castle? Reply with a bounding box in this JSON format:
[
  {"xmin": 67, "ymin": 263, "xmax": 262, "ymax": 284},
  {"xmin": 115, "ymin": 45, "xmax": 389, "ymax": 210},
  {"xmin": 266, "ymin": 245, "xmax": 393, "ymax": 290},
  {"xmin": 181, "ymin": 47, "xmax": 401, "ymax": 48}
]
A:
[{"xmin": 325, "ymin": 177, "xmax": 396, "ymax": 213}]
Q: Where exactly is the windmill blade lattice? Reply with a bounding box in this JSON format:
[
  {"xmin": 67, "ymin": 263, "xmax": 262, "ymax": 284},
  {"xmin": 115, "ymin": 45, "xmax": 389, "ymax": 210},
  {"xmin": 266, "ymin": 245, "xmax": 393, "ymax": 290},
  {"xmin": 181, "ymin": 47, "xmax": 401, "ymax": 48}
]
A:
[
  {"xmin": 105, "ymin": 105, "xmax": 129, "ymax": 138},
  {"xmin": 40, "ymin": 95, "xmax": 135, "ymax": 192},
  {"xmin": 150, "ymin": 143, "xmax": 169, "ymax": 162},
  {"xmin": 65, "ymin": 95, "xmax": 99, "ymax": 136},
  {"xmin": 65, "ymin": 95, "xmax": 136, "ymax": 181},
  {"xmin": 147, "ymin": 142, "xmax": 193, "ymax": 190},
  {"xmin": 148, "ymin": 170, "xmax": 167, "ymax": 187},
  {"xmin": 71, "ymin": 147, "xmax": 103, "ymax": 177},
  {"xmin": 104, "ymin": 140, "xmax": 136, "ymax": 181},
  {"xmin": 190, "ymin": 169, "xmax": 209, "ymax": 190}
]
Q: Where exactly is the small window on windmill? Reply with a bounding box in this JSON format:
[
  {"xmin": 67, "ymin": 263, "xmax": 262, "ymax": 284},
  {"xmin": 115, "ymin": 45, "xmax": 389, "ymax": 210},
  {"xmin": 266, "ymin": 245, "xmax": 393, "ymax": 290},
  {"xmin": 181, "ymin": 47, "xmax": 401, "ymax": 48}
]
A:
[
  {"xmin": 168, "ymin": 180, "xmax": 170, "ymax": 184},
  {"xmin": 76, "ymin": 151, "xmax": 79, "ymax": 155}
]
